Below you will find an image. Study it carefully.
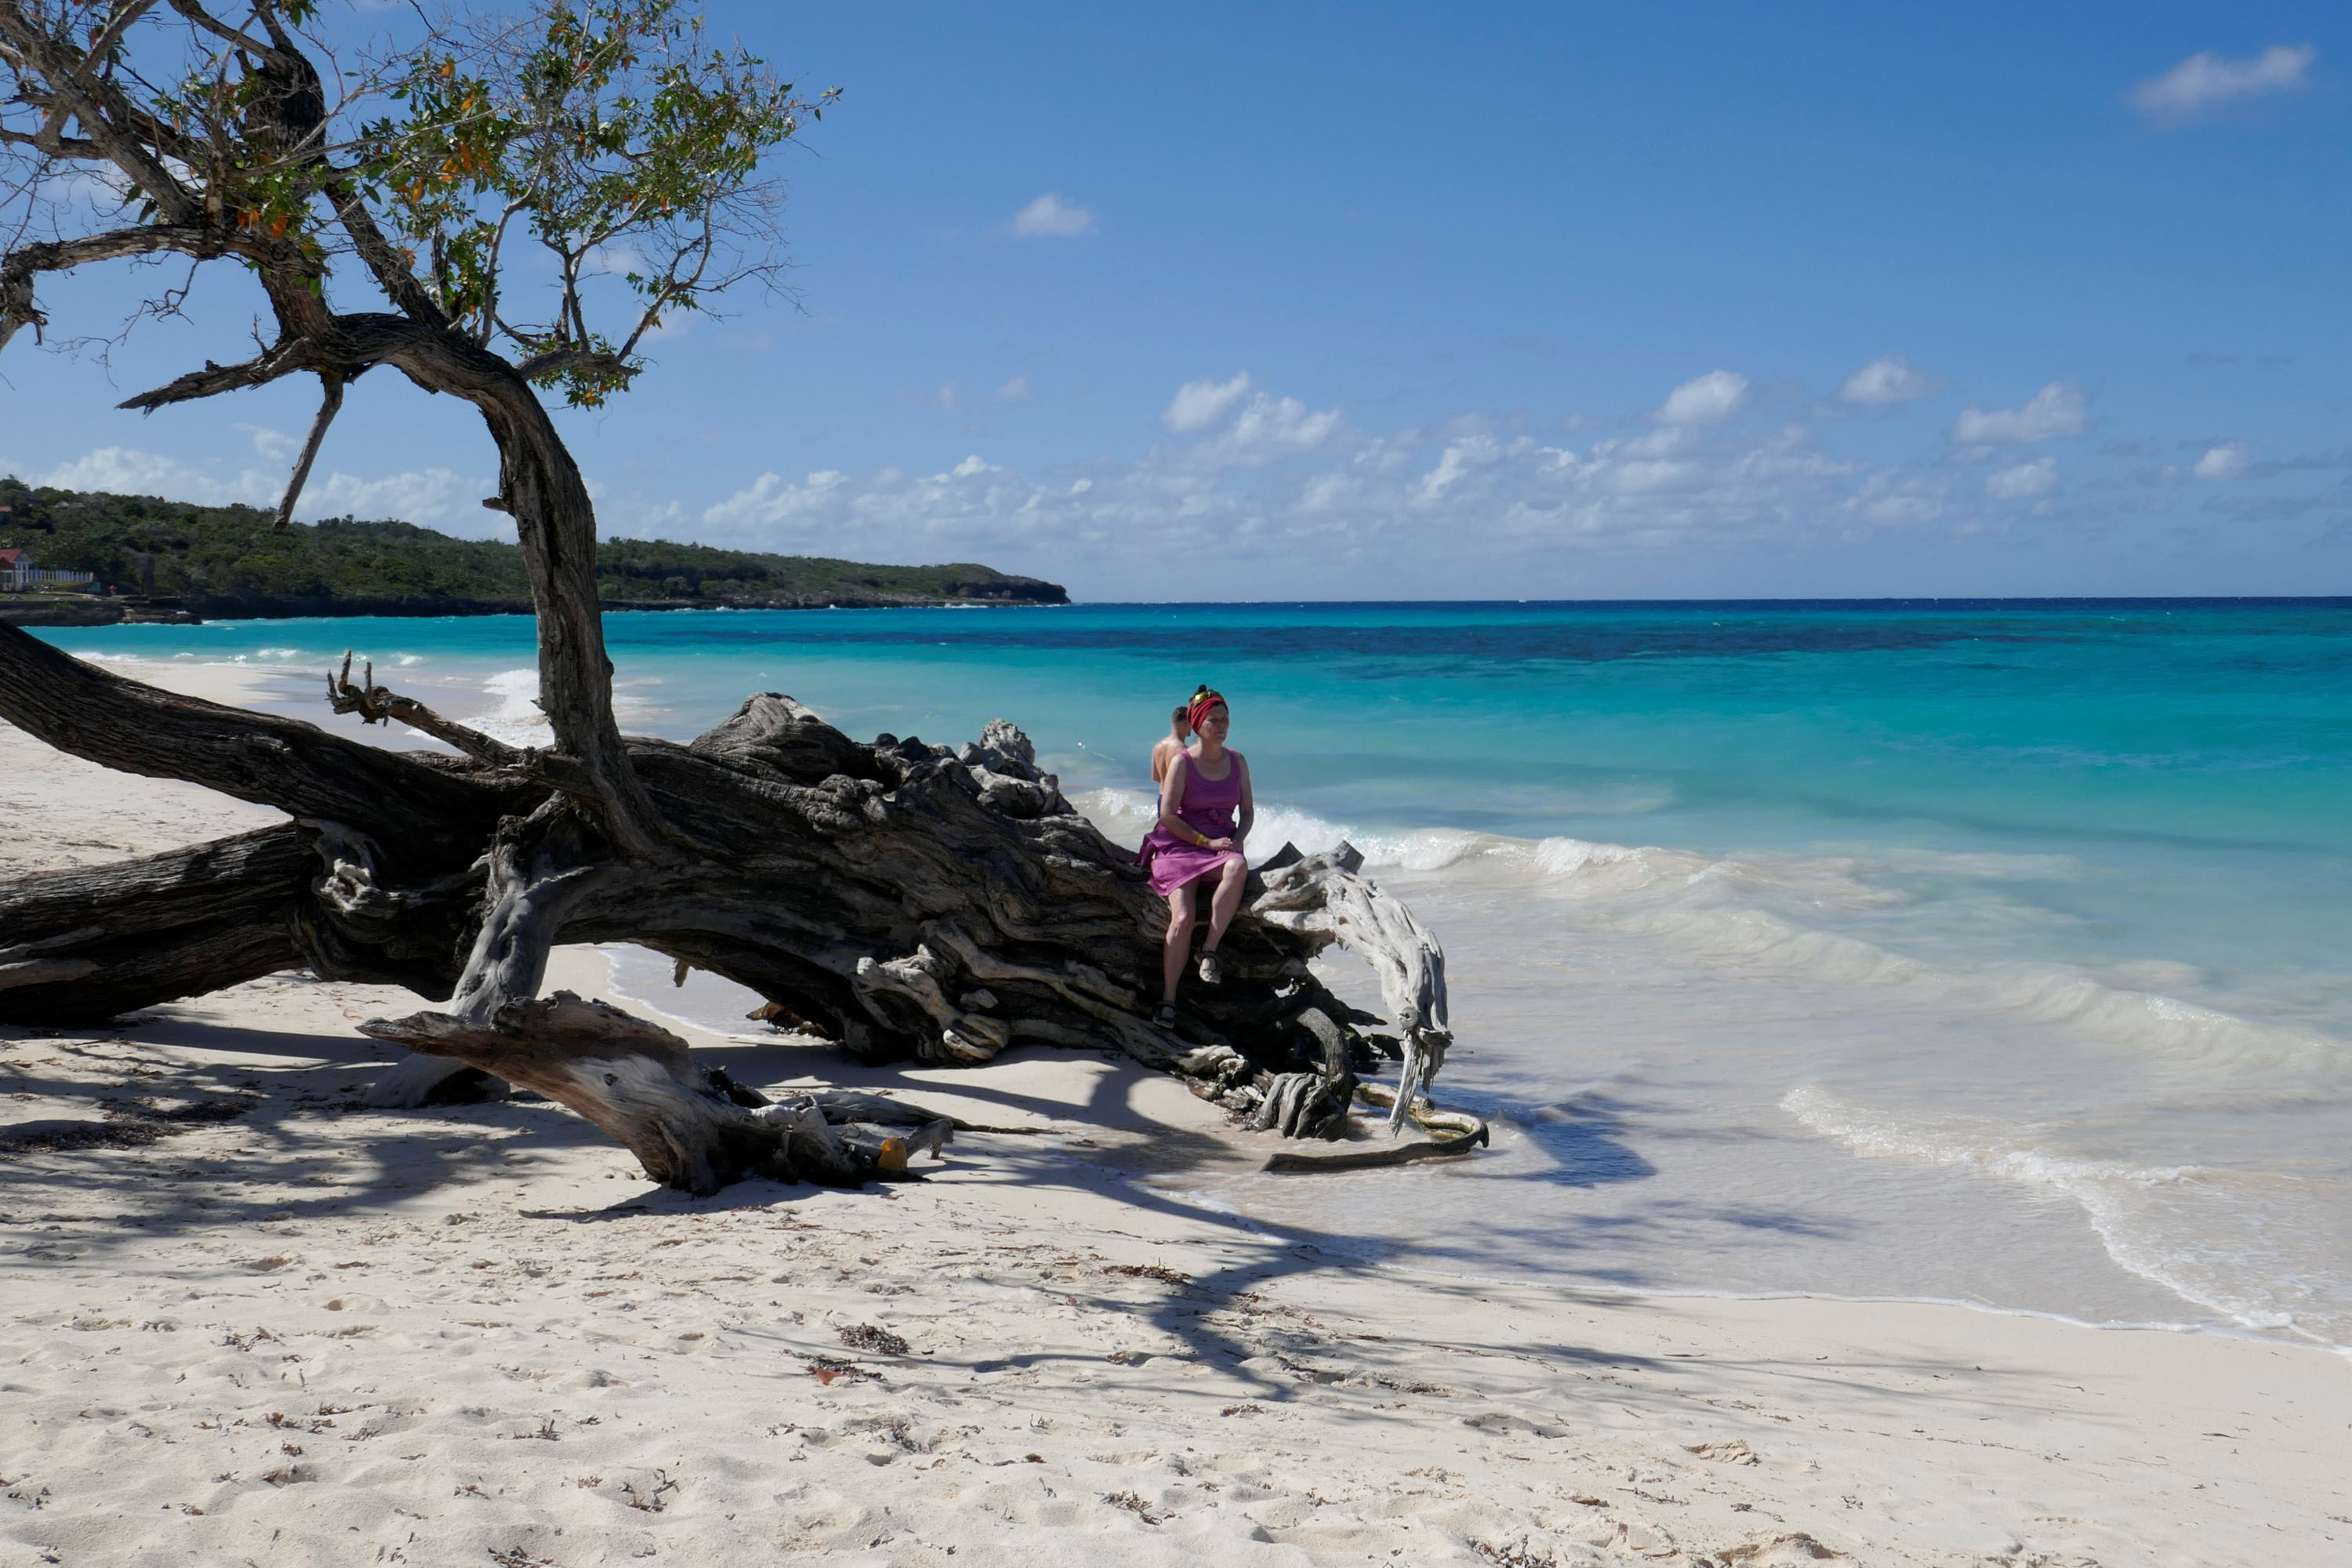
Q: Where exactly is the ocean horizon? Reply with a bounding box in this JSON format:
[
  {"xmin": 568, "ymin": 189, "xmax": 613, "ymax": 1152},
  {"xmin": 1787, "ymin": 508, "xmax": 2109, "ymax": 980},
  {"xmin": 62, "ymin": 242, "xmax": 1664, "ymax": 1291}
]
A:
[{"xmin": 36, "ymin": 595, "xmax": 2352, "ymax": 1355}]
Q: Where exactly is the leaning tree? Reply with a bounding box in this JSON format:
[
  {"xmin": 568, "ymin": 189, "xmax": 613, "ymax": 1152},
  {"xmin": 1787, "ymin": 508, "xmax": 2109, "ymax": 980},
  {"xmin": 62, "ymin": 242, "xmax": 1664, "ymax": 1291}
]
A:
[{"xmin": 0, "ymin": 0, "xmax": 1475, "ymax": 1192}]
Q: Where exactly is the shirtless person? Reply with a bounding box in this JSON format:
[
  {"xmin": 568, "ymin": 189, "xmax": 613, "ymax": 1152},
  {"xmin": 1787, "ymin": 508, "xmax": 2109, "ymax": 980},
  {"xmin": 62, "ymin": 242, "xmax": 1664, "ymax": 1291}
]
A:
[{"xmin": 1150, "ymin": 703, "xmax": 1191, "ymax": 785}]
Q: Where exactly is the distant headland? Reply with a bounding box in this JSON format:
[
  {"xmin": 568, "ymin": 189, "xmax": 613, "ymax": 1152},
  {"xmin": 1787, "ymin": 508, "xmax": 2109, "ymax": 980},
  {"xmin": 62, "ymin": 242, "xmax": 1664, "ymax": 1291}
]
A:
[{"xmin": 0, "ymin": 479, "xmax": 1066, "ymax": 626}]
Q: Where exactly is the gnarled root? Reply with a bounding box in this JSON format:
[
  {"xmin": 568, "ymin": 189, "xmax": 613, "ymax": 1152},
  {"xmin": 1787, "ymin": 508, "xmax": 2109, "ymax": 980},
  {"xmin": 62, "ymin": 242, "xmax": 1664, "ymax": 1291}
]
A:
[
  {"xmin": 1259, "ymin": 1081, "xmax": 1490, "ymax": 1173},
  {"xmin": 1252, "ymin": 843, "xmax": 1455, "ymax": 1134}
]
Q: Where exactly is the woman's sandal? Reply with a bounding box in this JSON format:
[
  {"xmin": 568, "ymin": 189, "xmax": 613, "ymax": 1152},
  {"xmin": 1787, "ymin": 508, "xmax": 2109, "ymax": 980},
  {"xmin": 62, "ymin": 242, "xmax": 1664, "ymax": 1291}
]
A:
[
  {"xmin": 1196, "ymin": 950, "xmax": 1224, "ymax": 985},
  {"xmin": 1153, "ymin": 1001, "xmax": 1179, "ymax": 1029}
]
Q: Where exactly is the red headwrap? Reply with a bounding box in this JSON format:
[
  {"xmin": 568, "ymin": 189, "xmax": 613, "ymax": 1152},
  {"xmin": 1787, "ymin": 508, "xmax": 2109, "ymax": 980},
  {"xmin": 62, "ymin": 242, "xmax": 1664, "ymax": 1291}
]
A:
[{"xmin": 1186, "ymin": 688, "xmax": 1227, "ymax": 734}]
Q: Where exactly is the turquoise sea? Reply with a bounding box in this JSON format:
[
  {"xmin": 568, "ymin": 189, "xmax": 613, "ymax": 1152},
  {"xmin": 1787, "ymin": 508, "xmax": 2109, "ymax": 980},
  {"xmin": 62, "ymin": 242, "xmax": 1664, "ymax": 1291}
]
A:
[{"xmin": 38, "ymin": 600, "xmax": 2352, "ymax": 1352}]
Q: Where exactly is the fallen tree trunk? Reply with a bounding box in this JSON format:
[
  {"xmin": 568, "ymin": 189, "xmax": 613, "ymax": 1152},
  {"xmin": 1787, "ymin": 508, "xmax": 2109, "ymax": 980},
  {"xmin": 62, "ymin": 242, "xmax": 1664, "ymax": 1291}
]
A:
[
  {"xmin": 0, "ymin": 827, "xmax": 312, "ymax": 1022},
  {"xmin": 0, "ymin": 627, "xmax": 1486, "ymax": 1189},
  {"xmin": 0, "ymin": 622, "xmax": 523, "ymax": 851}
]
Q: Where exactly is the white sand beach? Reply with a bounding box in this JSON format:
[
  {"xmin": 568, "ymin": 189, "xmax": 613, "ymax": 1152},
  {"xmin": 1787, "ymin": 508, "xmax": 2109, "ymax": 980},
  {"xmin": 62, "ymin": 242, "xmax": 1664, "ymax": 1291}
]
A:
[{"xmin": 3, "ymin": 664, "xmax": 2347, "ymax": 1568}]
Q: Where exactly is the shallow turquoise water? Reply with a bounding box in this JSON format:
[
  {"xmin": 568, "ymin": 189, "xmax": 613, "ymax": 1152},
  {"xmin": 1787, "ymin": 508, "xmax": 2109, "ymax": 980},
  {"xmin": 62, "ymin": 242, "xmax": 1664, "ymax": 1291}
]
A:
[{"xmin": 40, "ymin": 600, "xmax": 2352, "ymax": 1348}]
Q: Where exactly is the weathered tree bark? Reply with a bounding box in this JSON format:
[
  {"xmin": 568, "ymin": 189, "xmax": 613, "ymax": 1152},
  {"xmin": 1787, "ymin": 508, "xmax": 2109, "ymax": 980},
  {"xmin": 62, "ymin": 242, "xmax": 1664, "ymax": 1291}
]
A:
[
  {"xmin": 0, "ymin": 633, "xmax": 1484, "ymax": 1189},
  {"xmin": 0, "ymin": 828, "xmax": 310, "ymax": 1023}
]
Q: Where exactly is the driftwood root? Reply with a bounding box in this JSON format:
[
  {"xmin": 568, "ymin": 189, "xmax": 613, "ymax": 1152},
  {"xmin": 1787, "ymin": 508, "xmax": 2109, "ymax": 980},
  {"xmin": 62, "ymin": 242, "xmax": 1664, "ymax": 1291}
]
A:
[{"xmin": 358, "ymin": 992, "xmax": 941, "ymax": 1194}]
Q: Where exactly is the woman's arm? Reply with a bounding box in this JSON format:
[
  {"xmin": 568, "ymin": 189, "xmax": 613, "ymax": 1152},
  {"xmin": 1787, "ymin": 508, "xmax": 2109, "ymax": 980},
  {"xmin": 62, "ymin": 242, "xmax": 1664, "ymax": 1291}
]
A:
[{"xmin": 1235, "ymin": 753, "xmax": 1254, "ymax": 846}]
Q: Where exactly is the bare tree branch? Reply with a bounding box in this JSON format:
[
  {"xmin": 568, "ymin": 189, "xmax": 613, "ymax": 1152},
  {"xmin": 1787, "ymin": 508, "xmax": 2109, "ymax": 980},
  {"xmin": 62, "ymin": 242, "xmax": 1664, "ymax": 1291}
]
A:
[
  {"xmin": 274, "ymin": 371, "xmax": 343, "ymax": 528},
  {"xmin": 0, "ymin": 125, "xmax": 106, "ymax": 158},
  {"xmin": 327, "ymin": 651, "xmax": 525, "ymax": 769},
  {"xmin": 474, "ymin": 194, "xmax": 528, "ymax": 346},
  {"xmin": 79, "ymin": 1, "xmax": 162, "ymax": 74},
  {"xmin": 0, "ymin": 222, "xmax": 241, "ymax": 354},
  {"xmin": 513, "ymin": 343, "xmax": 623, "ymax": 381},
  {"xmin": 0, "ymin": 3, "xmax": 198, "ymax": 222},
  {"xmin": 162, "ymin": 0, "xmax": 283, "ymax": 62},
  {"xmin": 115, "ymin": 336, "xmax": 306, "ymax": 408},
  {"xmin": 323, "ymin": 177, "xmax": 451, "ymax": 328}
]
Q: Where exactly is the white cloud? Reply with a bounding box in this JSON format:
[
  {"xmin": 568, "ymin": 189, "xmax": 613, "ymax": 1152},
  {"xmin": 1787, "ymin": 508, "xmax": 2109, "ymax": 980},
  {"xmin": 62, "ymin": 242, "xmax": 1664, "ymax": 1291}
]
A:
[
  {"xmin": 1951, "ymin": 382, "xmax": 2085, "ymax": 445},
  {"xmin": 1984, "ymin": 457, "xmax": 2059, "ymax": 499},
  {"xmin": 900, "ymin": 381, "xmax": 967, "ymax": 410},
  {"xmin": 238, "ymin": 423, "xmax": 299, "ymax": 463},
  {"xmin": 38, "ymin": 445, "xmax": 272, "ymax": 506},
  {"xmin": 693, "ymin": 383, "xmax": 1875, "ymax": 593},
  {"xmin": 1840, "ymin": 355, "xmax": 1940, "ymax": 406},
  {"xmin": 583, "ymin": 242, "xmax": 648, "ymax": 277},
  {"xmin": 1842, "ymin": 472, "xmax": 1947, "ymax": 527},
  {"xmin": 2131, "ymin": 45, "xmax": 2315, "ymax": 120},
  {"xmin": 1004, "ymin": 192, "xmax": 1096, "ymax": 238},
  {"xmin": 30, "ymin": 445, "xmax": 487, "ymax": 528},
  {"xmin": 701, "ymin": 468, "xmax": 850, "ymax": 531},
  {"xmin": 1214, "ymin": 393, "xmax": 1343, "ymax": 466},
  {"xmin": 992, "ymin": 376, "xmax": 1031, "ymax": 403},
  {"xmin": 1654, "ymin": 369, "xmax": 1750, "ymax": 426},
  {"xmin": 1162, "ymin": 372, "xmax": 1253, "ymax": 433},
  {"xmin": 304, "ymin": 466, "xmax": 477, "ymax": 523},
  {"xmin": 1417, "ymin": 434, "xmax": 1507, "ymax": 502},
  {"xmin": 2193, "ymin": 441, "xmax": 2253, "ymax": 481},
  {"xmin": 590, "ymin": 488, "xmax": 686, "ymax": 535}
]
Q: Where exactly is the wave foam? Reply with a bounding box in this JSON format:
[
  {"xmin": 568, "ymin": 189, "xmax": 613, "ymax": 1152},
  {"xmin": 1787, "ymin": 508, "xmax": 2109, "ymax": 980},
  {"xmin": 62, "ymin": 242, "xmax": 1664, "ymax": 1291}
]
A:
[
  {"xmin": 460, "ymin": 667, "xmax": 554, "ymax": 746},
  {"xmin": 1785, "ymin": 1085, "xmax": 2352, "ymax": 1346},
  {"xmin": 1075, "ymin": 786, "xmax": 2350, "ymax": 1080}
]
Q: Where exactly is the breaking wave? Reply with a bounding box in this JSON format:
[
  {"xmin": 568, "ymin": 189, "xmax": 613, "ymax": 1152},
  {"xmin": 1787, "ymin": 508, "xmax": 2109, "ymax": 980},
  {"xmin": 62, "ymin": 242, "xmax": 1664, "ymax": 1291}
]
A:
[
  {"xmin": 1077, "ymin": 786, "xmax": 2348, "ymax": 1083},
  {"xmin": 1785, "ymin": 1085, "xmax": 2352, "ymax": 1347}
]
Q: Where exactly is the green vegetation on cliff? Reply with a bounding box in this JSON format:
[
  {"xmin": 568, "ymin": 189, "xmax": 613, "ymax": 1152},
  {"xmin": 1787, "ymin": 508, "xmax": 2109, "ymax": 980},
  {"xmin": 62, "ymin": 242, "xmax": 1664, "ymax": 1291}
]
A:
[{"xmin": 0, "ymin": 478, "xmax": 1065, "ymax": 617}]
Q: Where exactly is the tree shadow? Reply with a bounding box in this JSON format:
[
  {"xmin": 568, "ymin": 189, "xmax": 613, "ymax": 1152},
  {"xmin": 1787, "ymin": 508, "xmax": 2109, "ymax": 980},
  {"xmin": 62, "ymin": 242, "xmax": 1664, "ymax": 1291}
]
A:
[{"xmin": 2, "ymin": 1007, "xmax": 2071, "ymax": 1439}]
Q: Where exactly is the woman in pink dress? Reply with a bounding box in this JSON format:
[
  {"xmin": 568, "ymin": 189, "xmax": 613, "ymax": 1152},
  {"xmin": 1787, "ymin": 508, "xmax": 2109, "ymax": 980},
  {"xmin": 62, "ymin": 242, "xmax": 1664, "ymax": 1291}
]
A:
[{"xmin": 1138, "ymin": 686, "xmax": 1254, "ymax": 1026}]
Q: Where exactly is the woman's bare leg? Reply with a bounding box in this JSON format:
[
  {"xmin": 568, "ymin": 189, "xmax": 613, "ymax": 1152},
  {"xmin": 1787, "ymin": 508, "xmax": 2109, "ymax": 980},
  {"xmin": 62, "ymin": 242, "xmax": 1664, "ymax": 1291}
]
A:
[
  {"xmin": 1162, "ymin": 884, "xmax": 1198, "ymax": 1004},
  {"xmin": 1200, "ymin": 854, "xmax": 1247, "ymax": 954}
]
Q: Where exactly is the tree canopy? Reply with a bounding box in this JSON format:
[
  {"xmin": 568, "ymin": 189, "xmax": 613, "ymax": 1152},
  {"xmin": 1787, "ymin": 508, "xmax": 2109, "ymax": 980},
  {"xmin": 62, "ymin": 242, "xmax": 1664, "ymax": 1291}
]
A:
[
  {"xmin": 4, "ymin": 0, "xmax": 830, "ymax": 492},
  {"xmin": 5, "ymin": 0, "xmax": 837, "ymax": 852}
]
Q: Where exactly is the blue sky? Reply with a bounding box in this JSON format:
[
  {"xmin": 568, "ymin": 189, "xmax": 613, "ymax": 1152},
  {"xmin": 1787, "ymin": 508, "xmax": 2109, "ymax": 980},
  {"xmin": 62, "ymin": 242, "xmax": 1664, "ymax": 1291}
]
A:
[{"xmin": 5, "ymin": 2, "xmax": 2349, "ymax": 598}]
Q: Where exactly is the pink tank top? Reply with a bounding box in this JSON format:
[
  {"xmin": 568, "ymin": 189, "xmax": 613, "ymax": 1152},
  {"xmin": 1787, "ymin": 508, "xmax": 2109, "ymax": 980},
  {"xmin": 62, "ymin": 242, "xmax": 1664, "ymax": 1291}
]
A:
[{"xmin": 1174, "ymin": 753, "xmax": 1242, "ymax": 837}]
